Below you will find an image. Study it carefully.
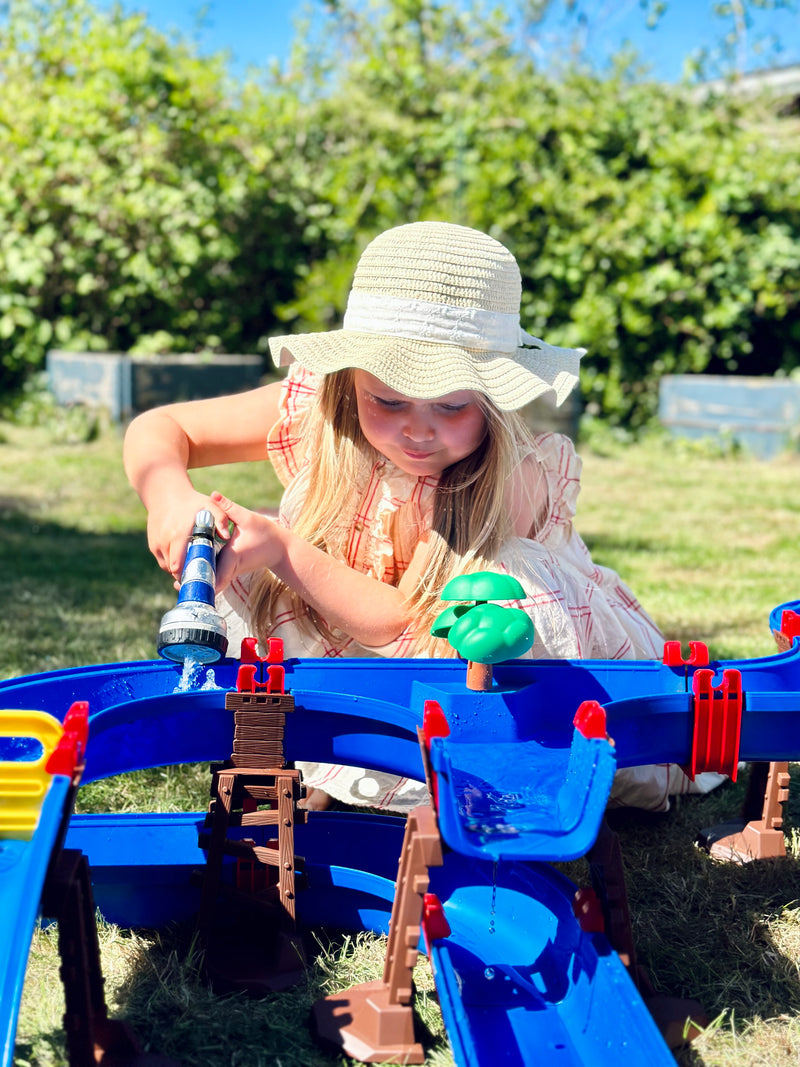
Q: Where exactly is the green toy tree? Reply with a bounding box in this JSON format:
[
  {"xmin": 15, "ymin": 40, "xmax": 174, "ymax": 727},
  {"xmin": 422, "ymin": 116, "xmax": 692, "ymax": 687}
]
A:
[{"xmin": 431, "ymin": 572, "xmax": 535, "ymax": 691}]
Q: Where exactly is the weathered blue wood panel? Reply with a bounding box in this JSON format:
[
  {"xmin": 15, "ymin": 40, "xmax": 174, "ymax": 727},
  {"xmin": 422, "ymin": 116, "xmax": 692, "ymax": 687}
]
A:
[{"xmin": 659, "ymin": 374, "xmax": 800, "ymax": 459}]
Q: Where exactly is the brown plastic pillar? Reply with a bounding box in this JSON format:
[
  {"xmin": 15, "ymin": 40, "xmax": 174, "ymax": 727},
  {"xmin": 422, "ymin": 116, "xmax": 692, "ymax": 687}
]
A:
[{"xmin": 311, "ymin": 804, "xmax": 444, "ymax": 1063}]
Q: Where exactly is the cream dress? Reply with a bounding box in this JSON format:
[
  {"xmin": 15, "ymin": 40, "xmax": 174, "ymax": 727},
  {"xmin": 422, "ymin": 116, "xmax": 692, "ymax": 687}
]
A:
[{"xmin": 218, "ymin": 365, "xmax": 723, "ymax": 812}]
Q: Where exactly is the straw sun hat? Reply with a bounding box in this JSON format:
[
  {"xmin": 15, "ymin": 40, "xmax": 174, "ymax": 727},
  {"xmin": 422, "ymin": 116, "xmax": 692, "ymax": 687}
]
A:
[{"xmin": 268, "ymin": 221, "xmax": 584, "ymax": 411}]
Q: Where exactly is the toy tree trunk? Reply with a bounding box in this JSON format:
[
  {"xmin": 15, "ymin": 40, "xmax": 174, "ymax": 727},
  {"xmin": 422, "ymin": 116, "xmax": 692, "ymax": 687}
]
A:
[{"xmin": 466, "ymin": 661, "xmax": 493, "ymax": 691}]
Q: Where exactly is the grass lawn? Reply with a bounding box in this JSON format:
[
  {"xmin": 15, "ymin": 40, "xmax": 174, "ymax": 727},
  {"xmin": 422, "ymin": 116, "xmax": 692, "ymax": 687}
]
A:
[{"xmin": 2, "ymin": 413, "xmax": 800, "ymax": 1066}]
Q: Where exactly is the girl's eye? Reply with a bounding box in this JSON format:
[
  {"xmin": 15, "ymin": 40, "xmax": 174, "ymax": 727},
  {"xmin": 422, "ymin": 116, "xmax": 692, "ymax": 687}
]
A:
[
  {"xmin": 437, "ymin": 403, "xmax": 468, "ymax": 413},
  {"xmin": 370, "ymin": 394, "xmax": 404, "ymax": 409}
]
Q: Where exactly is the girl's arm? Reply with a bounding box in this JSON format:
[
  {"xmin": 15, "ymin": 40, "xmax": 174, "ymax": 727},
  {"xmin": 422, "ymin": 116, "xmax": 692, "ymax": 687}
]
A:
[
  {"xmin": 505, "ymin": 451, "xmax": 550, "ymax": 538},
  {"xmin": 212, "ymin": 491, "xmax": 424, "ymax": 648},
  {"xmin": 123, "ymin": 382, "xmax": 284, "ymax": 578}
]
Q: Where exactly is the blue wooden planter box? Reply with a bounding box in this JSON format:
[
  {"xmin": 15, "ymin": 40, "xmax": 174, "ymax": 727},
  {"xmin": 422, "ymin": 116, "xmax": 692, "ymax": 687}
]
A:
[
  {"xmin": 47, "ymin": 350, "xmax": 266, "ymax": 421},
  {"xmin": 659, "ymin": 375, "xmax": 800, "ymax": 459},
  {"xmin": 47, "ymin": 349, "xmax": 583, "ymax": 440}
]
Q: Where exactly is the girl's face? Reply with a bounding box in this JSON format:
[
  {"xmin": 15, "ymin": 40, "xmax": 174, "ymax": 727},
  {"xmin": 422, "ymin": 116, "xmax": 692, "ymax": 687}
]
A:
[{"xmin": 353, "ymin": 370, "xmax": 487, "ymax": 477}]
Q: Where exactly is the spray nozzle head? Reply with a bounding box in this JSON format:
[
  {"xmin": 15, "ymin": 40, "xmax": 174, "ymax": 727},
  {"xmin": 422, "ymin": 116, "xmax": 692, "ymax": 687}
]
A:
[{"xmin": 157, "ymin": 603, "xmax": 228, "ymax": 664}]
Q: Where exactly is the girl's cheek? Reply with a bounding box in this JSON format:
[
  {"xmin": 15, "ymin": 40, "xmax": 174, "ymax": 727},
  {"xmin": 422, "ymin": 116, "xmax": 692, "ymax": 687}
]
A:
[{"xmin": 452, "ymin": 408, "xmax": 487, "ymax": 438}]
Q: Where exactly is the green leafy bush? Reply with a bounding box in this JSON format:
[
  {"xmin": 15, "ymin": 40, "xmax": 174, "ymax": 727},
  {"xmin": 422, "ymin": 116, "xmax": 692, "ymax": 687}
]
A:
[
  {"xmin": 0, "ymin": 0, "xmax": 312, "ymax": 393},
  {"xmin": 277, "ymin": 1, "xmax": 800, "ymax": 426},
  {"xmin": 2, "ymin": 0, "xmax": 799, "ymax": 426}
]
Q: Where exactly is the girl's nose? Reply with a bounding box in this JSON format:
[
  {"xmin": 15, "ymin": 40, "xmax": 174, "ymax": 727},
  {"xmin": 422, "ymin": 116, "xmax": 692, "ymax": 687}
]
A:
[{"xmin": 402, "ymin": 409, "xmax": 435, "ymax": 442}]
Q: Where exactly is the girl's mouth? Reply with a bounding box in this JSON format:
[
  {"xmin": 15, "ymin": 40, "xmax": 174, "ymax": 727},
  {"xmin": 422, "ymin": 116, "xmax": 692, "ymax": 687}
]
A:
[{"xmin": 402, "ymin": 449, "xmax": 435, "ymax": 460}]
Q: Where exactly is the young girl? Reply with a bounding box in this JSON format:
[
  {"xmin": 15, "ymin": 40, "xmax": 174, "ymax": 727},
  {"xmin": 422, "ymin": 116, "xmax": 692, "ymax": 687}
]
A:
[{"xmin": 124, "ymin": 221, "xmax": 720, "ymax": 813}]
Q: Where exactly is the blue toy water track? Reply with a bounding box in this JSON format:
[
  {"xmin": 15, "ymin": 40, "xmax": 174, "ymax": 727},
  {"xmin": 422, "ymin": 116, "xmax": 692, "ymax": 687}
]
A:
[{"xmin": 3, "ymin": 635, "xmax": 800, "ymax": 1066}]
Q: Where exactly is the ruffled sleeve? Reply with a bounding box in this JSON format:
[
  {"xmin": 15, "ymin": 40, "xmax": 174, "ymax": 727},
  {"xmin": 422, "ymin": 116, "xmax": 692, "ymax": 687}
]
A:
[
  {"xmin": 367, "ymin": 466, "xmax": 437, "ymax": 585},
  {"xmin": 266, "ymin": 364, "xmax": 321, "ymax": 487}
]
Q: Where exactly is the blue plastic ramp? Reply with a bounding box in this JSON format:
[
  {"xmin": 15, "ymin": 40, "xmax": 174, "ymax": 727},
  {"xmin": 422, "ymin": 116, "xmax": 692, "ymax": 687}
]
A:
[
  {"xmin": 429, "ymin": 856, "xmax": 675, "ymax": 1067},
  {"xmin": 429, "ymin": 720, "xmax": 616, "ymax": 862},
  {"xmin": 0, "ymin": 775, "xmax": 71, "ymax": 1067}
]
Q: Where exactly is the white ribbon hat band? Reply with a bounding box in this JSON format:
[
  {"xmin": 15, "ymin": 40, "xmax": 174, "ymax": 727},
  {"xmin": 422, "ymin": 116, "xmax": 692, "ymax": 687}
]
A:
[
  {"xmin": 344, "ymin": 291, "xmax": 519, "ymax": 352},
  {"xmin": 344, "ymin": 290, "xmax": 585, "ymax": 363}
]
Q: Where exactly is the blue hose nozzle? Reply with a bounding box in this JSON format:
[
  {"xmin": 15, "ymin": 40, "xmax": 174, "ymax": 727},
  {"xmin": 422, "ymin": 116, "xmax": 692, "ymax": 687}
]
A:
[{"xmin": 156, "ymin": 509, "xmax": 228, "ymax": 664}]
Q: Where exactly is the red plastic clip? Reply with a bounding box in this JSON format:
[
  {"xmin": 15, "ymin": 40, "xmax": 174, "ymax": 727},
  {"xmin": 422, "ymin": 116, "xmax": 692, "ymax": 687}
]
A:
[
  {"xmin": 45, "ymin": 701, "xmax": 90, "ymax": 778},
  {"xmin": 235, "ymin": 663, "xmax": 259, "ymax": 692},
  {"xmin": 240, "ymin": 637, "xmax": 259, "ymax": 662},
  {"xmin": 686, "ymin": 668, "xmax": 742, "ymax": 781},
  {"xmin": 46, "ymin": 731, "xmax": 80, "ymax": 777},
  {"xmin": 421, "ymin": 701, "xmax": 450, "ymax": 810},
  {"xmin": 235, "ymin": 637, "xmax": 285, "ymax": 694},
  {"xmin": 235, "ymin": 662, "xmax": 285, "ymax": 694},
  {"xmin": 572, "ymin": 886, "xmax": 605, "ymax": 934},
  {"xmin": 779, "ymin": 610, "xmax": 800, "ymax": 646},
  {"xmin": 265, "ymin": 664, "xmax": 285, "ymax": 694},
  {"xmin": 662, "ymin": 641, "xmax": 710, "ymax": 668},
  {"xmin": 422, "ymin": 700, "xmax": 451, "ymax": 746},
  {"xmin": 421, "ymin": 892, "xmax": 451, "ymax": 952},
  {"xmin": 62, "ymin": 701, "xmax": 89, "ymax": 750},
  {"xmin": 573, "ymin": 700, "xmax": 608, "ymax": 740},
  {"xmin": 239, "ymin": 637, "xmax": 284, "ymax": 663},
  {"xmin": 235, "ymin": 858, "xmax": 269, "ymax": 893}
]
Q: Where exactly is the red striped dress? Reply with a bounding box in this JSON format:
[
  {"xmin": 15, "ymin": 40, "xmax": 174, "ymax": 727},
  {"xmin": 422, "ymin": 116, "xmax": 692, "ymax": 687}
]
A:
[{"xmin": 216, "ymin": 365, "xmax": 723, "ymax": 812}]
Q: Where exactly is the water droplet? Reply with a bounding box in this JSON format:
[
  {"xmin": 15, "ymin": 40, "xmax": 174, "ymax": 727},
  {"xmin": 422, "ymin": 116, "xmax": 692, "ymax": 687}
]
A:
[
  {"xmin": 489, "ymin": 860, "xmax": 498, "ymax": 935},
  {"xmin": 201, "ymin": 669, "xmax": 222, "ymax": 691},
  {"xmin": 484, "ymin": 967, "xmax": 496, "ymax": 980},
  {"xmin": 173, "ymin": 657, "xmax": 202, "ymax": 692}
]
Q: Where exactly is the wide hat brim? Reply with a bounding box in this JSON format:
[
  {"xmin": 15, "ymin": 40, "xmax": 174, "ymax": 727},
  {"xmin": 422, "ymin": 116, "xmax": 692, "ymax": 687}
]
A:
[{"xmin": 268, "ymin": 330, "xmax": 581, "ymax": 411}]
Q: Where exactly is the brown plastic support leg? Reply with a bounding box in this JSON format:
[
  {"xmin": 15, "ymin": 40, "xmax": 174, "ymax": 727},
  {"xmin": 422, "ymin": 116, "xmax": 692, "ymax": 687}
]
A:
[
  {"xmin": 196, "ymin": 770, "xmax": 236, "ymax": 939},
  {"xmin": 276, "ymin": 773, "xmax": 297, "ymax": 926},
  {"xmin": 196, "ymin": 767, "xmax": 306, "ymax": 994},
  {"xmin": 586, "ymin": 818, "xmax": 637, "ymax": 970},
  {"xmin": 697, "ymin": 761, "xmax": 790, "ymax": 863},
  {"xmin": 41, "ymin": 850, "xmax": 179, "ymax": 1066},
  {"xmin": 311, "ymin": 804, "xmax": 443, "ymax": 1064}
]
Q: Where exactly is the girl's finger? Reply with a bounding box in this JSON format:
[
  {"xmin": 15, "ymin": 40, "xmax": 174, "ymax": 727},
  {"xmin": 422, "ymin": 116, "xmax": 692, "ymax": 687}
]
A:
[{"xmin": 209, "ymin": 490, "xmax": 244, "ymax": 522}]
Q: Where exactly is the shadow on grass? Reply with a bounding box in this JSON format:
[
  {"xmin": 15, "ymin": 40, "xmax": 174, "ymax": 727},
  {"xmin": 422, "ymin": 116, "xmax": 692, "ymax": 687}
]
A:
[
  {"xmin": 606, "ymin": 770, "xmax": 800, "ymax": 1063},
  {"xmin": 1, "ymin": 510, "xmax": 170, "ymax": 677},
  {"xmin": 107, "ymin": 921, "xmax": 445, "ymax": 1067}
]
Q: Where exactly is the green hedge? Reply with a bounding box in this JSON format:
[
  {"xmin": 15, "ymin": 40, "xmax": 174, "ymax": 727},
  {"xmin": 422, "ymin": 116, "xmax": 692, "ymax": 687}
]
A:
[{"xmin": 2, "ymin": 0, "xmax": 798, "ymax": 425}]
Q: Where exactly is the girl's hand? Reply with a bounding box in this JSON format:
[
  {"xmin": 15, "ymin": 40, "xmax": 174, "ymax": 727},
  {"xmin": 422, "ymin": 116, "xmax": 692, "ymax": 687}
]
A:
[
  {"xmin": 146, "ymin": 490, "xmax": 231, "ymax": 587},
  {"xmin": 209, "ymin": 491, "xmax": 284, "ymax": 594}
]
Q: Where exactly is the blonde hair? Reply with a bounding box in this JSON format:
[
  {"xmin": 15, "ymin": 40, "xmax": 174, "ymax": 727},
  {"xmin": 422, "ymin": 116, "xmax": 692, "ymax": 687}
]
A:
[{"xmin": 248, "ymin": 369, "xmax": 545, "ymax": 655}]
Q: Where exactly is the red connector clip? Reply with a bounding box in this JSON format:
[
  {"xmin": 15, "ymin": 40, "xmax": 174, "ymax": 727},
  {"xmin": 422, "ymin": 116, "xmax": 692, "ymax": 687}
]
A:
[
  {"xmin": 235, "ymin": 638, "xmax": 285, "ymax": 693},
  {"xmin": 45, "ymin": 701, "xmax": 89, "ymax": 778},
  {"xmin": 422, "ymin": 700, "xmax": 451, "ymax": 746},
  {"xmin": 421, "ymin": 892, "xmax": 451, "ymax": 953},
  {"xmin": 662, "ymin": 641, "xmax": 710, "ymax": 668},
  {"xmin": 421, "ymin": 700, "xmax": 450, "ymax": 810},
  {"xmin": 573, "ymin": 700, "xmax": 608, "ymax": 740},
  {"xmin": 779, "ymin": 610, "xmax": 800, "ymax": 646},
  {"xmin": 235, "ymin": 663, "xmax": 285, "ymax": 695},
  {"xmin": 686, "ymin": 668, "xmax": 742, "ymax": 781},
  {"xmin": 573, "ymin": 886, "xmax": 605, "ymax": 934},
  {"xmin": 239, "ymin": 637, "xmax": 284, "ymax": 663}
]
